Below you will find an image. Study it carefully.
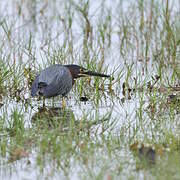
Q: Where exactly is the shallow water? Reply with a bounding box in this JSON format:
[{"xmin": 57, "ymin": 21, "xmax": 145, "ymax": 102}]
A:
[{"xmin": 0, "ymin": 0, "xmax": 180, "ymax": 179}]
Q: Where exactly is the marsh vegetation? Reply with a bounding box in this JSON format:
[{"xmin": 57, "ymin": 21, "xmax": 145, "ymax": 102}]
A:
[{"xmin": 0, "ymin": 0, "xmax": 180, "ymax": 179}]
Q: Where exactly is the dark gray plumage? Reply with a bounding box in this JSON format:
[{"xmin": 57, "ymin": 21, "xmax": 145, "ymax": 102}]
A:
[{"xmin": 31, "ymin": 64, "xmax": 110, "ymax": 98}]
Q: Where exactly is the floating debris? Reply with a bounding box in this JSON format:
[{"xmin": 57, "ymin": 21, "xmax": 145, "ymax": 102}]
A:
[
  {"xmin": 9, "ymin": 147, "xmax": 29, "ymax": 162},
  {"xmin": 80, "ymin": 96, "xmax": 89, "ymax": 102},
  {"xmin": 138, "ymin": 144, "xmax": 156, "ymax": 163},
  {"xmin": 0, "ymin": 102, "xmax": 3, "ymax": 108},
  {"xmin": 130, "ymin": 142, "xmax": 156, "ymax": 164}
]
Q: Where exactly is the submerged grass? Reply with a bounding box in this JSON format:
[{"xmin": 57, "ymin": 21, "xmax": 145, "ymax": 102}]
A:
[{"xmin": 0, "ymin": 0, "xmax": 180, "ymax": 179}]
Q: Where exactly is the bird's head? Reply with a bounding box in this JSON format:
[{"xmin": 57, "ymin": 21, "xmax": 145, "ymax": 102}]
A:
[
  {"xmin": 65, "ymin": 64, "xmax": 88, "ymax": 79},
  {"xmin": 65, "ymin": 64, "xmax": 111, "ymax": 84}
]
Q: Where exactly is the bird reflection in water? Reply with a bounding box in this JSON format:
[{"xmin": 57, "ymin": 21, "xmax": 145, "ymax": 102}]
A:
[
  {"xmin": 31, "ymin": 107, "xmax": 75, "ymax": 130},
  {"xmin": 32, "ymin": 107, "xmax": 111, "ymax": 132}
]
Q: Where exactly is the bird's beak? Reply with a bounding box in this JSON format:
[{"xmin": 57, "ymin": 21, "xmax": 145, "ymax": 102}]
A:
[{"xmin": 79, "ymin": 70, "xmax": 110, "ymax": 78}]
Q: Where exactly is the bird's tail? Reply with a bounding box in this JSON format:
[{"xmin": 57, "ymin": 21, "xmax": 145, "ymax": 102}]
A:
[{"xmin": 79, "ymin": 70, "xmax": 110, "ymax": 78}]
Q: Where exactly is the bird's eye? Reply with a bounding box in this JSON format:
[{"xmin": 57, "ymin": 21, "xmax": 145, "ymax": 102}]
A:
[{"xmin": 80, "ymin": 68, "xmax": 84, "ymax": 73}]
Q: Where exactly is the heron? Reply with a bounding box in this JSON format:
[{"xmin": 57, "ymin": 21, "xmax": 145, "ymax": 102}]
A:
[{"xmin": 31, "ymin": 64, "xmax": 110, "ymax": 106}]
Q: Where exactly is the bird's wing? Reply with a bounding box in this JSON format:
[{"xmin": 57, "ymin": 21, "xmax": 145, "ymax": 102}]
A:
[
  {"xmin": 38, "ymin": 65, "xmax": 73, "ymax": 97},
  {"xmin": 38, "ymin": 65, "xmax": 64, "ymax": 85}
]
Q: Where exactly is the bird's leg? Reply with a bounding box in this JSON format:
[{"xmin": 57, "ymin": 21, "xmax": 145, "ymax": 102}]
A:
[
  {"xmin": 42, "ymin": 97, "xmax": 46, "ymax": 108},
  {"xmin": 62, "ymin": 97, "xmax": 66, "ymax": 109}
]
